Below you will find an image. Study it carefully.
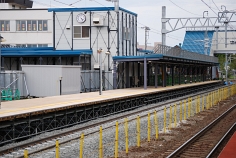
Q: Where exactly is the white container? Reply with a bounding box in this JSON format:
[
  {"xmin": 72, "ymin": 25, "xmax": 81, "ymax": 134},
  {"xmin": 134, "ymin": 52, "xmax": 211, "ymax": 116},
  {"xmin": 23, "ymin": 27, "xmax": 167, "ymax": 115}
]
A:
[{"xmin": 22, "ymin": 65, "xmax": 81, "ymax": 97}]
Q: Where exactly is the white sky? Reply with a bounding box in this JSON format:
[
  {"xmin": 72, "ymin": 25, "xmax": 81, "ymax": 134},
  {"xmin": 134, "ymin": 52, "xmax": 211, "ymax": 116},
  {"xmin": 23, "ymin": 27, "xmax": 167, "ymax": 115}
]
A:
[{"xmin": 32, "ymin": 0, "xmax": 236, "ymax": 47}]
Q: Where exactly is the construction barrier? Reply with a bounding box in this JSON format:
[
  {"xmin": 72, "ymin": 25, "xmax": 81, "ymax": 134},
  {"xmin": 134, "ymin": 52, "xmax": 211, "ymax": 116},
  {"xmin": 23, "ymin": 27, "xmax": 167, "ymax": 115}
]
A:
[{"xmin": 21, "ymin": 85, "xmax": 236, "ymax": 158}]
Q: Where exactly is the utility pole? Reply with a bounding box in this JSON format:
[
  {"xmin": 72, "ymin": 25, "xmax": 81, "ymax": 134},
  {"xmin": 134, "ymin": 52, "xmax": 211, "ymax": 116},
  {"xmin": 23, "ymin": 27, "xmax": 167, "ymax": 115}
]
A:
[{"xmin": 141, "ymin": 26, "xmax": 150, "ymax": 51}]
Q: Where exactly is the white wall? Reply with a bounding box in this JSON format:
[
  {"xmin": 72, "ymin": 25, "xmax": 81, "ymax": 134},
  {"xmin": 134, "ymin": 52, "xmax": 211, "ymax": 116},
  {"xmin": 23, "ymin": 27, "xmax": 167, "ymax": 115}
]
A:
[
  {"xmin": 0, "ymin": 9, "xmax": 53, "ymax": 46},
  {"xmin": 54, "ymin": 10, "xmax": 137, "ymax": 71},
  {"xmin": 211, "ymin": 31, "xmax": 236, "ymax": 55}
]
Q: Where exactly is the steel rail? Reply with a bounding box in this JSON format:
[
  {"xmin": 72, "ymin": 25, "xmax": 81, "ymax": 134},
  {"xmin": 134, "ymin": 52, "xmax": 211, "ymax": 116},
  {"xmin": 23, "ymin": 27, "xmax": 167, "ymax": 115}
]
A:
[
  {"xmin": 166, "ymin": 104, "xmax": 236, "ymax": 158},
  {"xmin": 206, "ymin": 123, "xmax": 236, "ymax": 158},
  {"xmin": 0, "ymin": 84, "xmax": 225, "ymax": 157}
]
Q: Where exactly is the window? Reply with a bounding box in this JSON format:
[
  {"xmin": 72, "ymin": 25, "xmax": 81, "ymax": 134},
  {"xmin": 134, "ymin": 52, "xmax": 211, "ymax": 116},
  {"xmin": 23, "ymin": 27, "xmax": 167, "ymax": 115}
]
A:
[
  {"xmin": 27, "ymin": 44, "xmax": 37, "ymax": 48},
  {"xmin": 0, "ymin": 21, "xmax": 10, "ymax": 31},
  {"xmin": 32, "ymin": 20, "xmax": 37, "ymax": 31},
  {"xmin": 123, "ymin": 27, "xmax": 130, "ymax": 40},
  {"xmin": 38, "ymin": 44, "xmax": 48, "ymax": 47},
  {"xmin": 16, "ymin": 20, "xmax": 26, "ymax": 31},
  {"xmin": 27, "ymin": 20, "xmax": 31, "ymax": 31},
  {"xmin": 27, "ymin": 20, "xmax": 37, "ymax": 31},
  {"xmin": 73, "ymin": 26, "xmax": 89, "ymax": 38},
  {"xmin": 16, "ymin": 20, "xmax": 47, "ymax": 31},
  {"xmin": 42, "ymin": 20, "xmax": 47, "ymax": 31},
  {"xmin": 16, "ymin": 44, "xmax": 26, "ymax": 48}
]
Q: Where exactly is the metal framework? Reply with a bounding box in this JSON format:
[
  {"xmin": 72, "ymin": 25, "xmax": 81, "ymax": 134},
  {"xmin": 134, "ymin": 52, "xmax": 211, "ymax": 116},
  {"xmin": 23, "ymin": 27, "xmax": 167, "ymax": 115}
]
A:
[{"xmin": 0, "ymin": 81, "xmax": 222, "ymax": 146}]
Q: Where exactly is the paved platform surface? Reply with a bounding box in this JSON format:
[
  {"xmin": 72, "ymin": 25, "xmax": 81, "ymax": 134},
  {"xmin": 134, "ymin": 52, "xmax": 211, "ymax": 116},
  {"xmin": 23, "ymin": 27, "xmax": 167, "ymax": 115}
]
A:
[
  {"xmin": 218, "ymin": 132, "xmax": 236, "ymax": 158},
  {"xmin": 0, "ymin": 81, "xmax": 219, "ymax": 120}
]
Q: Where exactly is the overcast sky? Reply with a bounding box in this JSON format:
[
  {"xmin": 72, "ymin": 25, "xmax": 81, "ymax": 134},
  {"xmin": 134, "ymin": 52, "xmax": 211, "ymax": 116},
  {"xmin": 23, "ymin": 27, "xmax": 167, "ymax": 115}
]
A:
[{"xmin": 33, "ymin": 0, "xmax": 236, "ymax": 47}]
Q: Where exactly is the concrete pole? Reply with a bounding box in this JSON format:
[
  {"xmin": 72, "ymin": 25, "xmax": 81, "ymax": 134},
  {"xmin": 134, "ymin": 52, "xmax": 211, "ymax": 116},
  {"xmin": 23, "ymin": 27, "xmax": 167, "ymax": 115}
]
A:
[
  {"xmin": 215, "ymin": 26, "xmax": 219, "ymax": 50},
  {"xmin": 225, "ymin": 22, "xmax": 228, "ymax": 83},
  {"xmin": 162, "ymin": 6, "xmax": 166, "ymax": 46}
]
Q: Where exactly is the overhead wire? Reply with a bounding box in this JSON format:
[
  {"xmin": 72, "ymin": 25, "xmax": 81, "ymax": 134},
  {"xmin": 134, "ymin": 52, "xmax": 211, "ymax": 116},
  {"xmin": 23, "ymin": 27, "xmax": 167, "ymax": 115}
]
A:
[{"xmin": 168, "ymin": 0, "xmax": 202, "ymax": 16}]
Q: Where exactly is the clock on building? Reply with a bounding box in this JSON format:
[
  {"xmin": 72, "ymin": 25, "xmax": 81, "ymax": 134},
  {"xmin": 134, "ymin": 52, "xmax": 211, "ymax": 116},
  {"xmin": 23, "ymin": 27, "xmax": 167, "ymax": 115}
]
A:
[{"xmin": 76, "ymin": 13, "xmax": 86, "ymax": 23}]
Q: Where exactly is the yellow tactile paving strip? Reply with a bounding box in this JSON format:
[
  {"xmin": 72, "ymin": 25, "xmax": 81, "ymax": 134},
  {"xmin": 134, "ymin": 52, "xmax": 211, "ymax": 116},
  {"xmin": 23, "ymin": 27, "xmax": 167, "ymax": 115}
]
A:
[{"xmin": 0, "ymin": 81, "xmax": 220, "ymax": 120}]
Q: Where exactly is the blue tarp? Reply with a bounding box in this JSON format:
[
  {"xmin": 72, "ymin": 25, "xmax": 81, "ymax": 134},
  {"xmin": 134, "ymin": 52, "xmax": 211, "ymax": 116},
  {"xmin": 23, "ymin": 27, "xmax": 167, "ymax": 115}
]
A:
[{"xmin": 1, "ymin": 47, "xmax": 92, "ymax": 57}]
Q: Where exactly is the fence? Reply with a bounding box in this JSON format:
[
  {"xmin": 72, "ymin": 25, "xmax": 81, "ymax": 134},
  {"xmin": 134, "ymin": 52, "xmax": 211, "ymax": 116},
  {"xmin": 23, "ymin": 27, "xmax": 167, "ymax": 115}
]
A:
[
  {"xmin": 21, "ymin": 85, "xmax": 236, "ymax": 158},
  {"xmin": 80, "ymin": 70, "xmax": 113, "ymax": 93}
]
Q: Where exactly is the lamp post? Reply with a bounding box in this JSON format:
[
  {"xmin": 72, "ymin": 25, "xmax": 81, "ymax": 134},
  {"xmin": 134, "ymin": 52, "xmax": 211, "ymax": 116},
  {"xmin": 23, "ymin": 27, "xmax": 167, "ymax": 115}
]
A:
[
  {"xmin": 98, "ymin": 48, "xmax": 103, "ymax": 95},
  {"xmin": 0, "ymin": 35, "xmax": 5, "ymax": 109}
]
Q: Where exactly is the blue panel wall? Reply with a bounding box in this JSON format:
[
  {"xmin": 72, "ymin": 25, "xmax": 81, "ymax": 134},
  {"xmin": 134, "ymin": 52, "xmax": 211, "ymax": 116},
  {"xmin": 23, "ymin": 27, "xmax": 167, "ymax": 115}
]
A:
[{"xmin": 182, "ymin": 31, "xmax": 214, "ymax": 55}]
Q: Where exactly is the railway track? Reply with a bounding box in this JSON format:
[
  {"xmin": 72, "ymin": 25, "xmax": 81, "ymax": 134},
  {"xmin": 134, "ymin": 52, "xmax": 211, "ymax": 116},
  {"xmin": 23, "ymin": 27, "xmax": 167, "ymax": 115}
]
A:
[
  {"xmin": 167, "ymin": 104, "xmax": 236, "ymax": 158},
  {"xmin": 0, "ymin": 85, "xmax": 225, "ymax": 157},
  {"xmin": 206, "ymin": 123, "xmax": 236, "ymax": 158}
]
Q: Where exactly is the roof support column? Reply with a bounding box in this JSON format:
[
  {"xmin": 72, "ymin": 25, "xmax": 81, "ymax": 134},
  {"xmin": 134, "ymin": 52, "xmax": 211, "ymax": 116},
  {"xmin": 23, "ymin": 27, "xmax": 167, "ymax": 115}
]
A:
[
  {"xmin": 210, "ymin": 66, "xmax": 212, "ymax": 80},
  {"xmin": 144, "ymin": 58, "xmax": 147, "ymax": 90},
  {"xmin": 178, "ymin": 65, "xmax": 181, "ymax": 85},
  {"xmin": 162, "ymin": 64, "xmax": 166, "ymax": 87},
  {"xmin": 138, "ymin": 62, "xmax": 140, "ymax": 87},
  {"xmin": 190, "ymin": 66, "xmax": 192, "ymax": 84},
  {"xmin": 171, "ymin": 65, "xmax": 174, "ymax": 86},
  {"xmin": 126, "ymin": 62, "xmax": 130, "ymax": 88},
  {"xmin": 113, "ymin": 61, "xmax": 117, "ymax": 89},
  {"xmin": 155, "ymin": 63, "xmax": 158, "ymax": 88}
]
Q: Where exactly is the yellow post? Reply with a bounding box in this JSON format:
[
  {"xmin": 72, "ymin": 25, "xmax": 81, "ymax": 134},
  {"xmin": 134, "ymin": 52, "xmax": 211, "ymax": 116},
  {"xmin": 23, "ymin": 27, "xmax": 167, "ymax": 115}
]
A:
[
  {"xmin": 137, "ymin": 115, "xmax": 140, "ymax": 147},
  {"xmin": 80, "ymin": 133, "xmax": 84, "ymax": 158},
  {"xmin": 169, "ymin": 105, "xmax": 172, "ymax": 129},
  {"xmin": 24, "ymin": 150, "xmax": 28, "ymax": 158},
  {"xmin": 124, "ymin": 118, "xmax": 128, "ymax": 154},
  {"xmin": 99, "ymin": 126, "xmax": 103, "ymax": 158},
  {"xmin": 188, "ymin": 98, "xmax": 190, "ymax": 118},
  {"xmin": 56, "ymin": 140, "xmax": 59, "ymax": 158},
  {"xmin": 202, "ymin": 95, "xmax": 204, "ymax": 111},
  {"xmin": 184, "ymin": 100, "xmax": 186, "ymax": 120},
  {"xmin": 174, "ymin": 104, "xmax": 177, "ymax": 127},
  {"xmin": 154, "ymin": 111, "xmax": 159, "ymax": 140},
  {"xmin": 198, "ymin": 95, "xmax": 201, "ymax": 112},
  {"xmin": 180, "ymin": 101, "xmax": 182, "ymax": 122},
  {"xmin": 147, "ymin": 113, "xmax": 151, "ymax": 142},
  {"xmin": 164, "ymin": 107, "xmax": 166, "ymax": 133},
  {"xmin": 190, "ymin": 97, "xmax": 192, "ymax": 116},
  {"xmin": 195, "ymin": 96, "xmax": 198, "ymax": 114},
  {"xmin": 114, "ymin": 121, "xmax": 119, "ymax": 158}
]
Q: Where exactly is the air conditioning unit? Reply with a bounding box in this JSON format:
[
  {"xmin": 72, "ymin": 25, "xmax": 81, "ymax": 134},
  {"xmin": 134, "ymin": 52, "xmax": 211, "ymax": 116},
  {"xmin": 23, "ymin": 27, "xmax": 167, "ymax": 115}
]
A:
[{"xmin": 93, "ymin": 17, "xmax": 104, "ymax": 26}]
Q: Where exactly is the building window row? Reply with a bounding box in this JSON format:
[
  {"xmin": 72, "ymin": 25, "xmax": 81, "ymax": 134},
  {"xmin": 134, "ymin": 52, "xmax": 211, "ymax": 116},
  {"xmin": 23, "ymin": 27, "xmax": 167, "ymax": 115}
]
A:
[
  {"xmin": 1, "ymin": 44, "xmax": 48, "ymax": 48},
  {"xmin": 16, "ymin": 20, "xmax": 48, "ymax": 31},
  {"xmin": 0, "ymin": 20, "xmax": 10, "ymax": 31},
  {"xmin": 73, "ymin": 26, "xmax": 89, "ymax": 38}
]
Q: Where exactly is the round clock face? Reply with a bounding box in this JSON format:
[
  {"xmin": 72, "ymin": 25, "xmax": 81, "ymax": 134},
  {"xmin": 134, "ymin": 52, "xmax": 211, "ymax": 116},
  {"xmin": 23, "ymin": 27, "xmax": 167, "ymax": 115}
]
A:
[{"xmin": 76, "ymin": 13, "xmax": 86, "ymax": 23}]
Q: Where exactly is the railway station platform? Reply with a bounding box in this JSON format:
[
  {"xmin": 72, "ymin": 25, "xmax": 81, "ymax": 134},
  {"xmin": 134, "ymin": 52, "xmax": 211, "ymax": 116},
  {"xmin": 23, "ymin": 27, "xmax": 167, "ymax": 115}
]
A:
[
  {"xmin": 0, "ymin": 80, "xmax": 220, "ymax": 121},
  {"xmin": 218, "ymin": 132, "xmax": 236, "ymax": 158},
  {"xmin": 0, "ymin": 80, "xmax": 222, "ymax": 146}
]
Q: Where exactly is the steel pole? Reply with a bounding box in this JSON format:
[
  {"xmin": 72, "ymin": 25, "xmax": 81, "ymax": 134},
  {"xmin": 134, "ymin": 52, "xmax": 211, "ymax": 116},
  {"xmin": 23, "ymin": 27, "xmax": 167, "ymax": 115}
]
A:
[
  {"xmin": 225, "ymin": 22, "xmax": 228, "ymax": 83},
  {"xmin": 99, "ymin": 51, "xmax": 102, "ymax": 95},
  {"xmin": 162, "ymin": 6, "xmax": 166, "ymax": 45}
]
